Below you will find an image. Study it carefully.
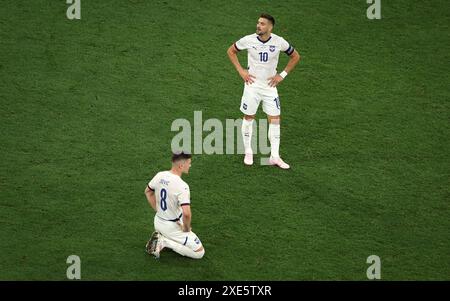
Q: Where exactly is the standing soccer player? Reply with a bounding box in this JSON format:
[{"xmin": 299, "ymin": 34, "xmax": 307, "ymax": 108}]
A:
[
  {"xmin": 227, "ymin": 13, "xmax": 301, "ymax": 169},
  {"xmin": 144, "ymin": 152, "xmax": 204, "ymax": 259}
]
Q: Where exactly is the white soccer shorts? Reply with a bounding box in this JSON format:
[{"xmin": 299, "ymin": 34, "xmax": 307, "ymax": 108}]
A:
[
  {"xmin": 240, "ymin": 84, "xmax": 281, "ymax": 116},
  {"xmin": 154, "ymin": 215, "xmax": 203, "ymax": 251}
]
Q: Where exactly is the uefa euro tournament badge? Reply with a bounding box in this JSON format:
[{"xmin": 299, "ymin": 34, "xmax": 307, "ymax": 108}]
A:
[{"xmin": 269, "ymin": 45, "xmax": 276, "ymax": 52}]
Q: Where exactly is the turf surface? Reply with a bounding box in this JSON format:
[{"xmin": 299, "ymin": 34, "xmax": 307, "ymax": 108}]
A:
[{"xmin": 0, "ymin": 0, "xmax": 449, "ymax": 280}]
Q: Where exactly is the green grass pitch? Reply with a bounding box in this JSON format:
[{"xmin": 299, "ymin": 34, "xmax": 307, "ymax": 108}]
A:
[{"xmin": 0, "ymin": 0, "xmax": 449, "ymax": 280}]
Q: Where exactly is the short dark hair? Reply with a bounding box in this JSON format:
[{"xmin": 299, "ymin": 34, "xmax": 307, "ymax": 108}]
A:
[
  {"xmin": 260, "ymin": 13, "xmax": 275, "ymax": 26},
  {"xmin": 172, "ymin": 151, "xmax": 192, "ymax": 163}
]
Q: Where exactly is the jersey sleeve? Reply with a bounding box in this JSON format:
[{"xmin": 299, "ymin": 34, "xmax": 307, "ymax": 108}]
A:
[
  {"xmin": 177, "ymin": 184, "xmax": 191, "ymax": 206},
  {"xmin": 280, "ymin": 37, "xmax": 295, "ymax": 56},
  {"xmin": 147, "ymin": 173, "xmax": 159, "ymax": 191},
  {"xmin": 234, "ymin": 35, "xmax": 251, "ymax": 51}
]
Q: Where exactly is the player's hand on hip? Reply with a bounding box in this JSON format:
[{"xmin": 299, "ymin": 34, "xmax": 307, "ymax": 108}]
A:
[
  {"xmin": 239, "ymin": 69, "xmax": 256, "ymax": 85},
  {"xmin": 268, "ymin": 74, "xmax": 284, "ymax": 87},
  {"xmin": 176, "ymin": 221, "xmax": 183, "ymax": 230}
]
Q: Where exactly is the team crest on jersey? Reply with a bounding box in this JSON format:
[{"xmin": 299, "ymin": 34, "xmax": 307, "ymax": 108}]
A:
[{"xmin": 269, "ymin": 45, "xmax": 276, "ymax": 52}]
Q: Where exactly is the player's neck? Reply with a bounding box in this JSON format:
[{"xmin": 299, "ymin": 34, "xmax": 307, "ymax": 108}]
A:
[
  {"xmin": 258, "ymin": 32, "xmax": 271, "ymax": 42},
  {"xmin": 169, "ymin": 168, "xmax": 182, "ymax": 177}
]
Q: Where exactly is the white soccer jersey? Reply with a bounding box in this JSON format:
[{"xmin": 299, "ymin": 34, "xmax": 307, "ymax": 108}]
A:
[
  {"xmin": 148, "ymin": 171, "xmax": 190, "ymax": 221},
  {"xmin": 234, "ymin": 33, "xmax": 295, "ymax": 88}
]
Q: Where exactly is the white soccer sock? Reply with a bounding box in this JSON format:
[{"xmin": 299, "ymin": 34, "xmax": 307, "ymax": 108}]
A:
[
  {"xmin": 161, "ymin": 236, "xmax": 204, "ymax": 259},
  {"xmin": 269, "ymin": 123, "xmax": 280, "ymax": 158},
  {"xmin": 241, "ymin": 118, "xmax": 254, "ymax": 154}
]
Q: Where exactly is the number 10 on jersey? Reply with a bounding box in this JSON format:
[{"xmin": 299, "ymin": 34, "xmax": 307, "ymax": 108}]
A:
[{"xmin": 259, "ymin": 52, "xmax": 268, "ymax": 62}]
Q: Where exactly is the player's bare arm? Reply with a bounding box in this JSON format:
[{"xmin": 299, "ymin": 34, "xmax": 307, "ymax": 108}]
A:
[
  {"xmin": 181, "ymin": 204, "xmax": 192, "ymax": 232},
  {"xmin": 144, "ymin": 186, "xmax": 157, "ymax": 211},
  {"xmin": 268, "ymin": 49, "xmax": 301, "ymax": 87},
  {"xmin": 227, "ymin": 44, "xmax": 256, "ymax": 85}
]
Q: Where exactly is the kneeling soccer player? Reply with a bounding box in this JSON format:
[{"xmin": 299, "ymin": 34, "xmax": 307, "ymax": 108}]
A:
[{"xmin": 144, "ymin": 152, "xmax": 204, "ymax": 259}]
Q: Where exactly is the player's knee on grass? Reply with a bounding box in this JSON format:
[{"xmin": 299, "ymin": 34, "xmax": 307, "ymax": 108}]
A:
[
  {"xmin": 244, "ymin": 114, "xmax": 255, "ymax": 120},
  {"xmin": 192, "ymin": 246, "xmax": 205, "ymax": 259}
]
